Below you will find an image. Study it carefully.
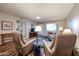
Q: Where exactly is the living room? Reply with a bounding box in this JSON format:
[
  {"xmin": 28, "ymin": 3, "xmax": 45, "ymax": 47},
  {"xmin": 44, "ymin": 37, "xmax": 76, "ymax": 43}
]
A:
[{"xmin": 0, "ymin": 3, "xmax": 79, "ymax": 56}]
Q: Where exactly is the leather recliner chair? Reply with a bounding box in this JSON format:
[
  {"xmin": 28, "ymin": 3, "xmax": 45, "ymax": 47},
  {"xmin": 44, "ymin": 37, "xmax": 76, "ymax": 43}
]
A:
[
  {"xmin": 43, "ymin": 34, "xmax": 77, "ymax": 56},
  {"xmin": 12, "ymin": 32, "xmax": 35, "ymax": 56}
]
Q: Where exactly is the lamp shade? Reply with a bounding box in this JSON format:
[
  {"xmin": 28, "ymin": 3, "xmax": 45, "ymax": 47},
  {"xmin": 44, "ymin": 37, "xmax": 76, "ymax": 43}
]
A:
[
  {"xmin": 59, "ymin": 27, "xmax": 63, "ymax": 31},
  {"xmin": 35, "ymin": 26, "xmax": 42, "ymax": 32},
  {"xmin": 62, "ymin": 29, "xmax": 72, "ymax": 34}
]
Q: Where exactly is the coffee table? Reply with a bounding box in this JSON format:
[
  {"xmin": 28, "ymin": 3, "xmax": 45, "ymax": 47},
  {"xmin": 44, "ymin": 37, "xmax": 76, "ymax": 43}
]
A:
[{"xmin": 33, "ymin": 37, "xmax": 44, "ymax": 56}]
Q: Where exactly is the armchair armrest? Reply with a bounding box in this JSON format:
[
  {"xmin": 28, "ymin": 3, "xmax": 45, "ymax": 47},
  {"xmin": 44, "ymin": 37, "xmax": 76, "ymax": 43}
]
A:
[
  {"xmin": 43, "ymin": 40, "xmax": 54, "ymax": 56},
  {"xmin": 21, "ymin": 38, "xmax": 36, "ymax": 55},
  {"xmin": 22, "ymin": 38, "xmax": 35, "ymax": 48},
  {"xmin": 73, "ymin": 48, "xmax": 79, "ymax": 56}
]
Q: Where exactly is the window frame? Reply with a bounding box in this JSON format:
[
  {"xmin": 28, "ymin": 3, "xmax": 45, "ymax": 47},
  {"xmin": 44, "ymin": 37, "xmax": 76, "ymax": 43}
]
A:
[{"xmin": 46, "ymin": 23, "xmax": 57, "ymax": 32}]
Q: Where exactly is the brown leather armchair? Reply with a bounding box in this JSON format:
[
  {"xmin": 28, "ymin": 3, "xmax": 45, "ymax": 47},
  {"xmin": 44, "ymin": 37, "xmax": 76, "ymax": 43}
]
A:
[
  {"xmin": 43, "ymin": 34, "xmax": 77, "ymax": 56},
  {"xmin": 12, "ymin": 32, "xmax": 35, "ymax": 56}
]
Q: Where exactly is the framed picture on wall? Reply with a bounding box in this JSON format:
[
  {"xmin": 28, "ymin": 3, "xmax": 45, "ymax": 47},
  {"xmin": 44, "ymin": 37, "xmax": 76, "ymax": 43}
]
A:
[{"xmin": 1, "ymin": 21, "xmax": 13, "ymax": 30}]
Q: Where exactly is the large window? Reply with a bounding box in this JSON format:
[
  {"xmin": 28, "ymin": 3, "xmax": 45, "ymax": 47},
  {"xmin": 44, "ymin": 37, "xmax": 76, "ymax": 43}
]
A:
[
  {"xmin": 35, "ymin": 25, "xmax": 42, "ymax": 31},
  {"xmin": 46, "ymin": 23, "xmax": 57, "ymax": 32}
]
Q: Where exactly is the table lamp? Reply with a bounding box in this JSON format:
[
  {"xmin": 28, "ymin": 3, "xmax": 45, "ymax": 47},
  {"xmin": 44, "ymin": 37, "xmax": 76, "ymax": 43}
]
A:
[
  {"xmin": 59, "ymin": 27, "xmax": 63, "ymax": 33},
  {"xmin": 62, "ymin": 29, "xmax": 72, "ymax": 34}
]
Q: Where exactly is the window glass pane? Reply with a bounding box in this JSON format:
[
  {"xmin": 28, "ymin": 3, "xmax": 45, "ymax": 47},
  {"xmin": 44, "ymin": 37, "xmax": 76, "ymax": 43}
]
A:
[
  {"xmin": 46, "ymin": 23, "xmax": 57, "ymax": 31},
  {"xmin": 35, "ymin": 26, "xmax": 42, "ymax": 31}
]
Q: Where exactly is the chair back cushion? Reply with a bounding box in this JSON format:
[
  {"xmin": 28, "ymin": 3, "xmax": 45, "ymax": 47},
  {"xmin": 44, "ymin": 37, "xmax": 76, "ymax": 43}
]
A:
[
  {"xmin": 12, "ymin": 32, "xmax": 23, "ymax": 54},
  {"xmin": 53, "ymin": 34, "xmax": 76, "ymax": 56}
]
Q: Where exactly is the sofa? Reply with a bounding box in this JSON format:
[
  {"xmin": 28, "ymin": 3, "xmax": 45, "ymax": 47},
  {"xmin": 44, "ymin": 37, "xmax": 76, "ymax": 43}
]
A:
[{"xmin": 0, "ymin": 33, "xmax": 18, "ymax": 56}]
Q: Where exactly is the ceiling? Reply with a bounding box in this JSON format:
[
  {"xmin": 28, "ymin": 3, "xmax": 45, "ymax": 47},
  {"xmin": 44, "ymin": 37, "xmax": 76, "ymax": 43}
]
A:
[{"xmin": 0, "ymin": 3, "xmax": 75, "ymax": 23}]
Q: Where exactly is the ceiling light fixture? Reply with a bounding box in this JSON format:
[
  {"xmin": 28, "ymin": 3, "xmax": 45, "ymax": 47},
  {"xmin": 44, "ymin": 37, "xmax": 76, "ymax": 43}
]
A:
[{"xmin": 36, "ymin": 16, "xmax": 40, "ymax": 19}]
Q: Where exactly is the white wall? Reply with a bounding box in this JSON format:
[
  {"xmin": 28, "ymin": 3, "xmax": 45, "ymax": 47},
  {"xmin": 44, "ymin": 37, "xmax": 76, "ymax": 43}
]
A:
[
  {"xmin": 0, "ymin": 12, "xmax": 37, "ymax": 39},
  {"xmin": 67, "ymin": 4, "xmax": 79, "ymax": 48},
  {"xmin": 0, "ymin": 12, "xmax": 20, "ymax": 34}
]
